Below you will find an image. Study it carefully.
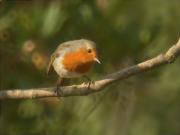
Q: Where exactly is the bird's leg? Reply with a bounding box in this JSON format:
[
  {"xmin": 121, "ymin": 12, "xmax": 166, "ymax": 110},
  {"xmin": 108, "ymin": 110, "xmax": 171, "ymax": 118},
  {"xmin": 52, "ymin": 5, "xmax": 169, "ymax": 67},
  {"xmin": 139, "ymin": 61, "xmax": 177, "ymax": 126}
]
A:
[
  {"xmin": 83, "ymin": 75, "xmax": 95, "ymax": 89},
  {"xmin": 55, "ymin": 77, "xmax": 64, "ymax": 96}
]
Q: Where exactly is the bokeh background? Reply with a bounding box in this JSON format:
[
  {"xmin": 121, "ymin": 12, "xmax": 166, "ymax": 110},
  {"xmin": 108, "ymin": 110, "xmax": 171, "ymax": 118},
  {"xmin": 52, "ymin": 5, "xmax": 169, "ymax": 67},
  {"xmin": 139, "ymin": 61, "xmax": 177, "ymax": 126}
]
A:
[{"xmin": 0, "ymin": 0, "xmax": 180, "ymax": 135}]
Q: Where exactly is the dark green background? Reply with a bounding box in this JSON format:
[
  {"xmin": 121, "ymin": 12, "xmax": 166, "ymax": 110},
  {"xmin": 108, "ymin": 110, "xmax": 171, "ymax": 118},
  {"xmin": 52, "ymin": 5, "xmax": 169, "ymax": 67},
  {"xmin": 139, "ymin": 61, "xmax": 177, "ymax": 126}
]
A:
[{"xmin": 0, "ymin": 0, "xmax": 180, "ymax": 135}]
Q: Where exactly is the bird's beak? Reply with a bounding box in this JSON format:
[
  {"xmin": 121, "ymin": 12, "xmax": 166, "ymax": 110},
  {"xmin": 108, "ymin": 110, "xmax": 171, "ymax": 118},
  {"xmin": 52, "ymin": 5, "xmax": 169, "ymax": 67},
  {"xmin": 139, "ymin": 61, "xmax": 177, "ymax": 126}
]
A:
[{"xmin": 94, "ymin": 58, "xmax": 101, "ymax": 64}]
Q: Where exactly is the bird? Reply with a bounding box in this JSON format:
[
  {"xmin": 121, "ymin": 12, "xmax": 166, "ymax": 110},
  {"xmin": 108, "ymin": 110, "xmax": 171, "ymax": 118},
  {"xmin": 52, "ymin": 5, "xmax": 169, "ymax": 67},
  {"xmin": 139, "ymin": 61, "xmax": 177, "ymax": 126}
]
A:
[{"xmin": 47, "ymin": 39, "xmax": 100, "ymax": 95}]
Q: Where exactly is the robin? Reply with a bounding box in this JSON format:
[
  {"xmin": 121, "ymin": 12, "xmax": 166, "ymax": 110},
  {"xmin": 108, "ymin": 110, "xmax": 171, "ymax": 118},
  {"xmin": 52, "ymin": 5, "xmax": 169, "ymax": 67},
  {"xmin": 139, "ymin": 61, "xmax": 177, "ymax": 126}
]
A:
[{"xmin": 47, "ymin": 39, "xmax": 100, "ymax": 95}]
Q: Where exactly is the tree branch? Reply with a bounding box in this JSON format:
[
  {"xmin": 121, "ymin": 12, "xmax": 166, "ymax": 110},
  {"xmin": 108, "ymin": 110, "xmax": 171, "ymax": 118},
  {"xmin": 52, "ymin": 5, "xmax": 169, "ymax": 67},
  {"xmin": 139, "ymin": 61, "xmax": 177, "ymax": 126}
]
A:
[{"xmin": 1, "ymin": 38, "xmax": 180, "ymax": 100}]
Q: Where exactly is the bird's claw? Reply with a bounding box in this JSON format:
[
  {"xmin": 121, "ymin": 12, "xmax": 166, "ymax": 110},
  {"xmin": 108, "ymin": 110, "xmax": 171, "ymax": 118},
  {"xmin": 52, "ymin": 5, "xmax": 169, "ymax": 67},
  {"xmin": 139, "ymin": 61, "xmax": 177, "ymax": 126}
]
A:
[
  {"xmin": 84, "ymin": 76, "xmax": 95, "ymax": 89},
  {"xmin": 54, "ymin": 86, "xmax": 63, "ymax": 98},
  {"xmin": 85, "ymin": 80, "xmax": 95, "ymax": 89}
]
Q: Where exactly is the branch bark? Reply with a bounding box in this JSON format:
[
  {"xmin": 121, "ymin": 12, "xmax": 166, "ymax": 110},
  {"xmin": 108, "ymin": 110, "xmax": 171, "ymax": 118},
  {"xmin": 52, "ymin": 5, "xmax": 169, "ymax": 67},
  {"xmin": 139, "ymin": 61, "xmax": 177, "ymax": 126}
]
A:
[{"xmin": 1, "ymin": 38, "xmax": 180, "ymax": 100}]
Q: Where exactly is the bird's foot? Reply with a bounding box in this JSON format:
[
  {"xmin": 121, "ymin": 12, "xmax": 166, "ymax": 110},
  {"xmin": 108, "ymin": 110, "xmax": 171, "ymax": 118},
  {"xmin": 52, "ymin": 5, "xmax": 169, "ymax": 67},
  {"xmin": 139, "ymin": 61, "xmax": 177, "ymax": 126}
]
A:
[
  {"xmin": 84, "ymin": 76, "xmax": 95, "ymax": 89},
  {"xmin": 54, "ymin": 85, "xmax": 63, "ymax": 97},
  {"xmin": 54, "ymin": 77, "xmax": 64, "ymax": 98},
  {"xmin": 87, "ymin": 80, "xmax": 95, "ymax": 89}
]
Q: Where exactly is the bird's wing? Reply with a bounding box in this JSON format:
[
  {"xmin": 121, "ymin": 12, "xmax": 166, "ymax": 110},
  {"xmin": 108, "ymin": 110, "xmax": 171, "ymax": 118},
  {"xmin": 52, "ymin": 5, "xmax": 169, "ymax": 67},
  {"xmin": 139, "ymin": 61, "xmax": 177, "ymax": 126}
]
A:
[
  {"xmin": 46, "ymin": 43, "xmax": 71, "ymax": 75},
  {"xmin": 46, "ymin": 53, "xmax": 56, "ymax": 75}
]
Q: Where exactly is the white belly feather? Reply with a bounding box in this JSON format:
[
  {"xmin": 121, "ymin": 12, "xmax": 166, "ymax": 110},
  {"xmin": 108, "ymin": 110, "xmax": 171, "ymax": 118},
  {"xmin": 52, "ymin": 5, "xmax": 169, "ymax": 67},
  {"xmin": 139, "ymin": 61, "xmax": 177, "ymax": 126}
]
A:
[{"xmin": 52, "ymin": 56, "xmax": 82, "ymax": 78}]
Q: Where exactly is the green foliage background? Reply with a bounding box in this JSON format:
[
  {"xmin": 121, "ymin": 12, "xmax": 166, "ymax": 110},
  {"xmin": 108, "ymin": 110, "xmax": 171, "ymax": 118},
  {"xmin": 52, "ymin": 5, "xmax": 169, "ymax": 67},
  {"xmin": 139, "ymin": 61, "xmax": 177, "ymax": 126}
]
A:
[{"xmin": 0, "ymin": 0, "xmax": 180, "ymax": 135}]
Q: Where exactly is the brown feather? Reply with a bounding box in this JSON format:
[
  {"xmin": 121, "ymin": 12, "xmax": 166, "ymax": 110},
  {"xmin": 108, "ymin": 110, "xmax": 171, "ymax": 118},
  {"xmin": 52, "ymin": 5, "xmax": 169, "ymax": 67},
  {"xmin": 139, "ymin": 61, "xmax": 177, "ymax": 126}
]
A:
[
  {"xmin": 47, "ymin": 53, "xmax": 56, "ymax": 75},
  {"xmin": 46, "ymin": 43, "xmax": 65, "ymax": 75}
]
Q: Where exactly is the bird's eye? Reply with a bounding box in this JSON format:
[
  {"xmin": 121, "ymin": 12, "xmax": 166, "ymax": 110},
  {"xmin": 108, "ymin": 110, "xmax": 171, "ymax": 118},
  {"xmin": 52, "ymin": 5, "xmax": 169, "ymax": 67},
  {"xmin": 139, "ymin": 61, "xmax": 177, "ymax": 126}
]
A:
[{"xmin": 87, "ymin": 49, "xmax": 92, "ymax": 53}]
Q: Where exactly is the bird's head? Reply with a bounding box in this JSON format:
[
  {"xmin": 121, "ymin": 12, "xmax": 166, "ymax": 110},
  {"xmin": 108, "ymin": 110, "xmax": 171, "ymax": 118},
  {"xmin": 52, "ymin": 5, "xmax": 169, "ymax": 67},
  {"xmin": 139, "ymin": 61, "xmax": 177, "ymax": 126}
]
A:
[{"xmin": 81, "ymin": 39, "xmax": 101, "ymax": 64}]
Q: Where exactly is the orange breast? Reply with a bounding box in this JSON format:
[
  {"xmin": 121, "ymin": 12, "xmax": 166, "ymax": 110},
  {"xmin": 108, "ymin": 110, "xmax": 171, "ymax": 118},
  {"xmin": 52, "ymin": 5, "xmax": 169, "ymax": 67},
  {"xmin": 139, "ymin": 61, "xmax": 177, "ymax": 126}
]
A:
[{"xmin": 62, "ymin": 48, "xmax": 94, "ymax": 74}]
